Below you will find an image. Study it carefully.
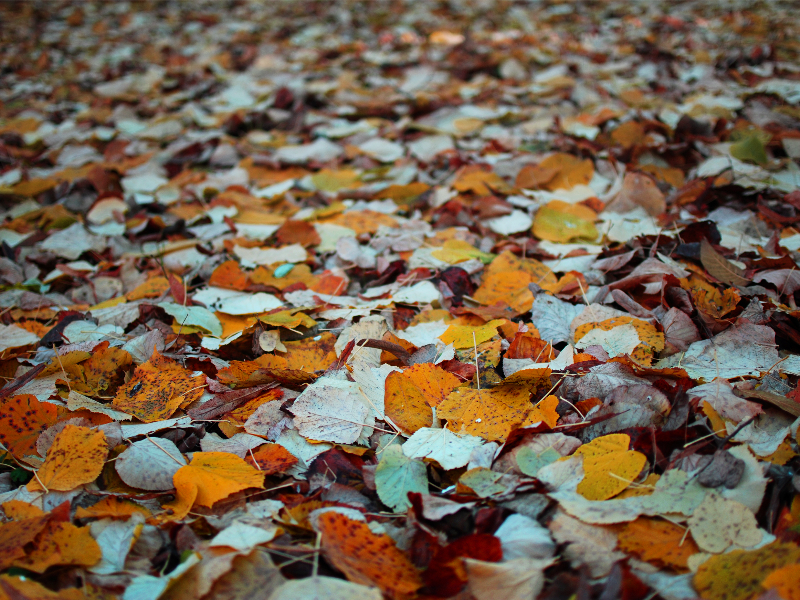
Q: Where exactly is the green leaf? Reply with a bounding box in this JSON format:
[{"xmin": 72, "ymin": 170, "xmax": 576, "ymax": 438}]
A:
[
  {"xmin": 730, "ymin": 133, "xmax": 769, "ymax": 166},
  {"xmin": 375, "ymin": 444, "xmax": 428, "ymax": 512},
  {"xmin": 516, "ymin": 447, "xmax": 560, "ymax": 477}
]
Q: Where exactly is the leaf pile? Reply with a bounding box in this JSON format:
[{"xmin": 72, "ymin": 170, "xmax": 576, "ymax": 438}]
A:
[{"xmin": 0, "ymin": 1, "xmax": 799, "ymax": 599}]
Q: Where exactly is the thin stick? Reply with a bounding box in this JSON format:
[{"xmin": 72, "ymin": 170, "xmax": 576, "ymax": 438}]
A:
[
  {"xmin": 53, "ymin": 345, "xmax": 71, "ymax": 393},
  {"xmin": 473, "ymin": 332, "xmax": 480, "ymax": 391},
  {"xmin": 312, "ymin": 531, "xmax": 321, "ymax": 578}
]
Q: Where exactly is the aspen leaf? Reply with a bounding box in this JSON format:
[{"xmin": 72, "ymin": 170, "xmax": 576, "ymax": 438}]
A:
[
  {"xmin": 115, "ymin": 437, "xmax": 187, "ymax": 491},
  {"xmin": 574, "ymin": 434, "xmax": 647, "ymax": 501},
  {"xmin": 402, "ymin": 427, "xmax": 485, "ymax": 470},
  {"xmin": 384, "ymin": 363, "xmax": 462, "ymax": 434},
  {"xmin": 516, "ymin": 153, "xmax": 593, "ymax": 191},
  {"xmin": 28, "ymin": 425, "xmax": 108, "ymax": 492},
  {"xmin": 13, "ymin": 521, "xmax": 101, "ymax": 573},
  {"xmin": 439, "ymin": 319, "xmax": 505, "ymax": 349},
  {"xmin": 0, "ymin": 514, "xmax": 50, "ymax": 570},
  {"xmin": 688, "ymin": 493, "xmax": 763, "ymax": 554},
  {"xmin": 164, "ymin": 452, "xmax": 265, "ymax": 519},
  {"xmin": 317, "ymin": 511, "xmax": 422, "ymax": 599}
]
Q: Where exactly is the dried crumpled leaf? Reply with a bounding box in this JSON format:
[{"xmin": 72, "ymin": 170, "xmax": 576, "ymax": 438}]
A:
[{"xmin": 112, "ymin": 350, "xmax": 206, "ymax": 423}]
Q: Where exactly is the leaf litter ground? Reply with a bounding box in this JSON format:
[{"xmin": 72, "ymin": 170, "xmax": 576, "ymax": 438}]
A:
[{"xmin": 0, "ymin": 1, "xmax": 799, "ymax": 599}]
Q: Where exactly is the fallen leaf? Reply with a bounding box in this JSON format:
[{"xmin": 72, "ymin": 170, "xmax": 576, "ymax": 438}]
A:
[
  {"xmin": 164, "ymin": 452, "xmax": 265, "ymax": 520},
  {"xmin": 694, "ymin": 542, "xmax": 800, "ymax": 600},
  {"xmin": 375, "ymin": 444, "xmax": 428, "ymax": 512},
  {"xmin": 618, "ymin": 518, "xmax": 700, "ymax": 570},
  {"xmin": 111, "ymin": 351, "xmax": 206, "ymax": 423},
  {"xmin": 384, "ymin": 363, "xmax": 461, "ymax": 434},
  {"xmin": 115, "ymin": 436, "xmax": 187, "ymax": 491},
  {"xmin": 574, "ymin": 434, "xmax": 648, "ymax": 501},
  {"xmin": 317, "ymin": 511, "xmax": 422, "ymax": 599},
  {"xmin": 28, "ymin": 425, "xmax": 108, "ymax": 492}
]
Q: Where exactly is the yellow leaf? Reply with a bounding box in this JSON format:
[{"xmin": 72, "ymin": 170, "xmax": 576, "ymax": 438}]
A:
[
  {"xmin": 28, "ymin": 425, "xmax": 108, "ymax": 492},
  {"xmin": 430, "ymin": 239, "xmax": 495, "ymax": 265},
  {"xmin": 694, "ymin": 542, "xmax": 800, "ymax": 600},
  {"xmin": 310, "ymin": 169, "xmax": 361, "ymax": 192},
  {"xmin": 574, "ymin": 434, "xmax": 647, "ymax": 501},
  {"xmin": 533, "ymin": 200, "xmax": 598, "ymax": 243},
  {"xmin": 439, "ymin": 319, "xmax": 506, "ymax": 349}
]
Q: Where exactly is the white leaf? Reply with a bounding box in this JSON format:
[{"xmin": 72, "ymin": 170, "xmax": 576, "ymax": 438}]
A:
[
  {"xmin": 465, "ymin": 557, "xmax": 554, "ymax": 600},
  {"xmin": 115, "ymin": 437, "xmax": 187, "ymax": 491},
  {"xmin": 530, "ymin": 295, "xmax": 582, "ymax": 345},
  {"xmin": 402, "ymin": 427, "xmax": 485, "ymax": 470},
  {"xmin": 291, "ymin": 385, "xmax": 371, "ymax": 444},
  {"xmin": 268, "ymin": 576, "xmax": 381, "ymax": 600},
  {"xmin": 0, "ymin": 324, "xmax": 39, "ymax": 351},
  {"xmin": 200, "ymin": 432, "xmax": 266, "ymax": 458}
]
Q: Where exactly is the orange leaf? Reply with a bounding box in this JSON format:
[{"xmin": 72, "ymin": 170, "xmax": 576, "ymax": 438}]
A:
[
  {"xmin": 438, "ymin": 381, "xmax": 545, "ymax": 442},
  {"xmin": 762, "ymin": 563, "xmax": 800, "ymax": 600},
  {"xmin": 27, "ymin": 425, "xmax": 108, "ymax": 492},
  {"xmin": 274, "ymin": 219, "xmax": 322, "ymax": 247},
  {"xmin": 283, "ymin": 331, "xmax": 336, "ymax": 373},
  {"xmin": 473, "ymin": 251, "xmax": 556, "ymax": 314},
  {"xmin": 164, "ymin": 452, "xmax": 264, "ymax": 520},
  {"xmin": 245, "ymin": 443, "xmax": 298, "ymax": 475},
  {"xmin": 0, "ymin": 514, "xmax": 50, "ymax": 570},
  {"xmin": 521, "ymin": 394, "xmax": 560, "ymax": 428},
  {"xmin": 384, "ymin": 364, "xmax": 462, "ymax": 434},
  {"xmin": 516, "ymin": 153, "xmax": 593, "ymax": 191},
  {"xmin": 126, "ymin": 276, "xmax": 171, "ymax": 300},
  {"xmin": 217, "ymin": 355, "xmax": 317, "ymax": 388},
  {"xmin": 66, "ymin": 343, "xmax": 132, "ymax": 396},
  {"xmin": 12, "ymin": 521, "xmax": 101, "ymax": 573},
  {"xmin": 0, "ymin": 394, "xmax": 59, "ymax": 458},
  {"xmin": 452, "ymin": 166, "xmax": 512, "ymax": 195},
  {"xmin": 209, "ymin": 260, "xmax": 250, "ymax": 290},
  {"xmin": 325, "ymin": 210, "xmax": 399, "ymax": 236},
  {"xmin": 317, "ymin": 511, "xmax": 422, "ymax": 599},
  {"xmin": 74, "ymin": 496, "xmax": 151, "ymax": 520},
  {"xmin": 111, "ymin": 350, "xmax": 206, "ymax": 422},
  {"xmin": 618, "ymin": 518, "xmax": 700, "ymax": 570}
]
